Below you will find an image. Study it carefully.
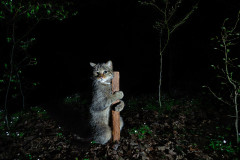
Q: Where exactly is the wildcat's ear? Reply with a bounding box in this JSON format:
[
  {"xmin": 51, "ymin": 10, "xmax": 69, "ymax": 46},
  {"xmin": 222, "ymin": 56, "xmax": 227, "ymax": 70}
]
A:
[
  {"xmin": 106, "ymin": 60, "xmax": 113, "ymax": 69},
  {"xmin": 90, "ymin": 62, "xmax": 96, "ymax": 67}
]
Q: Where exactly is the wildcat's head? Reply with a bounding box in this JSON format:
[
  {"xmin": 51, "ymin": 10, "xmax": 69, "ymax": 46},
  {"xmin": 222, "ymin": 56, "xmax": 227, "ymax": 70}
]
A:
[{"xmin": 90, "ymin": 60, "xmax": 113, "ymax": 84}]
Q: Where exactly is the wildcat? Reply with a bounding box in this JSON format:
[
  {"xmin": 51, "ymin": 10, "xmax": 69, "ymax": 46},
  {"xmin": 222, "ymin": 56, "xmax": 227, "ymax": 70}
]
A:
[{"xmin": 89, "ymin": 60, "xmax": 124, "ymax": 144}]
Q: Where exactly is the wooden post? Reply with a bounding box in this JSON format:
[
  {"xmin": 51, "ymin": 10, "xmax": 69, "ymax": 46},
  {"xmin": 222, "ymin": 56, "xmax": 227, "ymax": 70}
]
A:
[{"xmin": 112, "ymin": 71, "xmax": 120, "ymax": 142}]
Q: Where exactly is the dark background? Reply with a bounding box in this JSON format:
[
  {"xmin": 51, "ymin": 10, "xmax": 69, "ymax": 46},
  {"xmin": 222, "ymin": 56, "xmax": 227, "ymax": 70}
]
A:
[{"xmin": 25, "ymin": 0, "xmax": 240, "ymax": 105}]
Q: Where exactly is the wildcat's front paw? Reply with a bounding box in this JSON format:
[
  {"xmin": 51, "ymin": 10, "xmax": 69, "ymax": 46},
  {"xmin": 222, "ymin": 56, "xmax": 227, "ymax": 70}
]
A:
[
  {"xmin": 114, "ymin": 91, "xmax": 124, "ymax": 100},
  {"xmin": 114, "ymin": 100, "xmax": 125, "ymax": 112}
]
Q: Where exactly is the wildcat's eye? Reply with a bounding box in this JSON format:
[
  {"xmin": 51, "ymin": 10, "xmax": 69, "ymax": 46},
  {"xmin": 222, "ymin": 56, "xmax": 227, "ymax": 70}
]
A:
[{"xmin": 103, "ymin": 71, "xmax": 108, "ymax": 74}]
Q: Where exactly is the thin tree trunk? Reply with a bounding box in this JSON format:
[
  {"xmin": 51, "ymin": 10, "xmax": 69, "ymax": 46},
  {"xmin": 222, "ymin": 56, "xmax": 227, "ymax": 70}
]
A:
[
  {"xmin": 159, "ymin": 30, "xmax": 163, "ymax": 107},
  {"xmin": 159, "ymin": 53, "xmax": 163, "ymax": 107},
  {"xmin": 234, "ymin": 91, "xmax": 239, "ymax": 143},
  {"xmin": 5, "ymin": 23, "xmax": 16, "ymax": 129}
]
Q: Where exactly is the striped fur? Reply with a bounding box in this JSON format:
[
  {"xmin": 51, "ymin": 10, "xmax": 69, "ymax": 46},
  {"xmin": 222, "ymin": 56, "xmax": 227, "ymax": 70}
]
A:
[{"xmin": 89, "ymin": 61, "xmax": 124, "ymax": 144}]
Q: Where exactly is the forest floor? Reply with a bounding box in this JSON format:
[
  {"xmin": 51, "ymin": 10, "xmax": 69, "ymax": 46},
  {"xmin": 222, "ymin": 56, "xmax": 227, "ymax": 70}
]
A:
[{"xmin": 0, "ymin": 94, "xmax": 239, "ymax": 160}]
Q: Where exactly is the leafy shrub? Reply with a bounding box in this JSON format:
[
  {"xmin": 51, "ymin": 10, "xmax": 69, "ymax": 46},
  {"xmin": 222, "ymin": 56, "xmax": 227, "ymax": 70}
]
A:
[{"xmin": 129, "ymin": 125, "xmax": 152, "ymax": 139}]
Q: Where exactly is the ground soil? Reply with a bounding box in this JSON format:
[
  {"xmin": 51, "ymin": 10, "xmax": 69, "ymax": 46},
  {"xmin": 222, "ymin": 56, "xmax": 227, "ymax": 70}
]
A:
[{"xmin": 0, "ymin": 96, "xmax": 239, "ymax": 159}]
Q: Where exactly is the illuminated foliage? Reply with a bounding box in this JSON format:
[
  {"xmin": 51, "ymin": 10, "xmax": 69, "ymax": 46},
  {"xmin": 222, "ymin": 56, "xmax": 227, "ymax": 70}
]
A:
[
  {"xmin": 204, "ymin": 11, "xmax": 240, "ymax": 144},
  {"xmin": 0, "ymin": 0, "xmax": 78, "ymax": 128}
]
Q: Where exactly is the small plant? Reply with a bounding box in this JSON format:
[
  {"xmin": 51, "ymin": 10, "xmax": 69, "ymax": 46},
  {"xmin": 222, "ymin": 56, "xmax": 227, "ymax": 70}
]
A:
[
  {"xmin": 207, "ymin": 136, "xmax": 239, "ymax": 154},
  {"xmin": 204, "ymin": 11, "xmax": 240, "ymax": 143},
  {"xmin": 125, "ymin": 95, "xmax": 188, "ymax": 114},
  {"xmin": 31, "ymin": 106, "xmax": 49, "ymax": 119},
  {"xmin": 129, "ymin": 124, "xmax": 152, "ymax": 139},
  {"xmin": 25, "ymin": 153, "xmax": 33, "ymax": 160},
  {"xmin": 125, "ymin": 95, "xmax": 162, "ymax": 115},
  {"xmin": 63, "ymin": 94, "xmax": 89, "ymax": 105},
  {"xmin": 56, "ymin": 132, "xmax": 63, "ymax": 138},
  {"xmin": 0, "ymin": 110, "xmax": 22, "ymax": 132},
  {"xmin": 161, "ymin": 96, "xmax": 186, "ymax": 111},
  {"xmin": 144, "ymin": 97, "xmax": 159, "ymax": 111}
]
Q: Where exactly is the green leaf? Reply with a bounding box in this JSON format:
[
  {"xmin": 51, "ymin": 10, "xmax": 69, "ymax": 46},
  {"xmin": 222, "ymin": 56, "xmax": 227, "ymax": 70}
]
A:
[
  {"xmin": 30, "ymin": 38, "xmax": 36, "ymax": 41},
  {"xmin": 30, "ymin": 9, "xmax": 34, "ymax": 14},
  {"xmin": 211, "ymin": 65, "xmax": 216, "ymax": 69},
  {"xmin": 6, "ymin": 37, "xmax": 12, "ymax": 43},
  {"xmin": 4, "ymin": 63, "xmax": 7, "ymax": 69},
  {"xmin": 0, "ymin": 11, "xmax": 5, "ymax": 19},
  {"xmin": 36, "ymin": 6, "xmax": 39, "ymax": 12},
  {"xmin": 27, "ymin": 12, "xmax": 31, "ymax": 18},
  {"xmin": 73, "ymin": 11, "xmax": 78, "ymax": 16}
]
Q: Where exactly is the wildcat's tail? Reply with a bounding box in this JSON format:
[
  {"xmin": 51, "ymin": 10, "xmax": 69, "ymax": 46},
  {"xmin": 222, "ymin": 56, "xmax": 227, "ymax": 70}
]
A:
[{"xmin": 73, "ymin": 134, "xmax": 93, "ymax": 142}]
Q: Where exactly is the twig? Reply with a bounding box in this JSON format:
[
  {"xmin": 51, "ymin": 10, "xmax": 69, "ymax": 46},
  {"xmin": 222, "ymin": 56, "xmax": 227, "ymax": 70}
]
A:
[
  {"xmin": 5, "ymin": 22, "xmax": 16, "ymax": 129},
  {"xmin": 171, "ymin": 3, "xmax": 198, "ymax": 34},
  {"xmin": 17, "ymin": 71, "xmax": 25, "ymax": 109},
  {"xmin": 204, "ymin": 86, "xmax": 231, "ymax": 106}
]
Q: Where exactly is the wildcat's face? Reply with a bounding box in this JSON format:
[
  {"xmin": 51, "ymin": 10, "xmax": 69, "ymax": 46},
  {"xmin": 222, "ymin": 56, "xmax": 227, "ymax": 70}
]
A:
[{"xmin": 90, "ymin": 61, "xmax": 113, "ymax": 84}]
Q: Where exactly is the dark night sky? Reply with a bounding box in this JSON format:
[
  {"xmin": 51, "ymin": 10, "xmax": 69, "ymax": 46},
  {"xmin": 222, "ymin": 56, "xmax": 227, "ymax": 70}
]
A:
[{"xmin": 27, "ymin": 0, "xmax": 240, "ymax": 104}]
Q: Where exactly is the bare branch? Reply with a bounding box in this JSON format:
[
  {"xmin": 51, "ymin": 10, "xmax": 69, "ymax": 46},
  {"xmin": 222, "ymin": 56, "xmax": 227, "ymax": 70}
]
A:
[
  {"xmin": 204, "ymin": 86, "xmax": 231, "ymax": 106},
  {"xmin": 170, "ymin": 3, "xmax": 198, "ymax": 34}
]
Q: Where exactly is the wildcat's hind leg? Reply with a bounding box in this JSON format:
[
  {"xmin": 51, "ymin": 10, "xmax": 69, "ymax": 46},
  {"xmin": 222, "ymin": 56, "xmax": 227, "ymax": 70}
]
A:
[
  {"xmin": 114, "ymin": 100, "xmax": 124, "ymax": 131},
  {"xmin": 120, "ymin": 116, "xmax": 124, "ymax": 131},
  {"xmin": 94, "ymin": 124, "xmax": 112, "ymax": 144}
]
